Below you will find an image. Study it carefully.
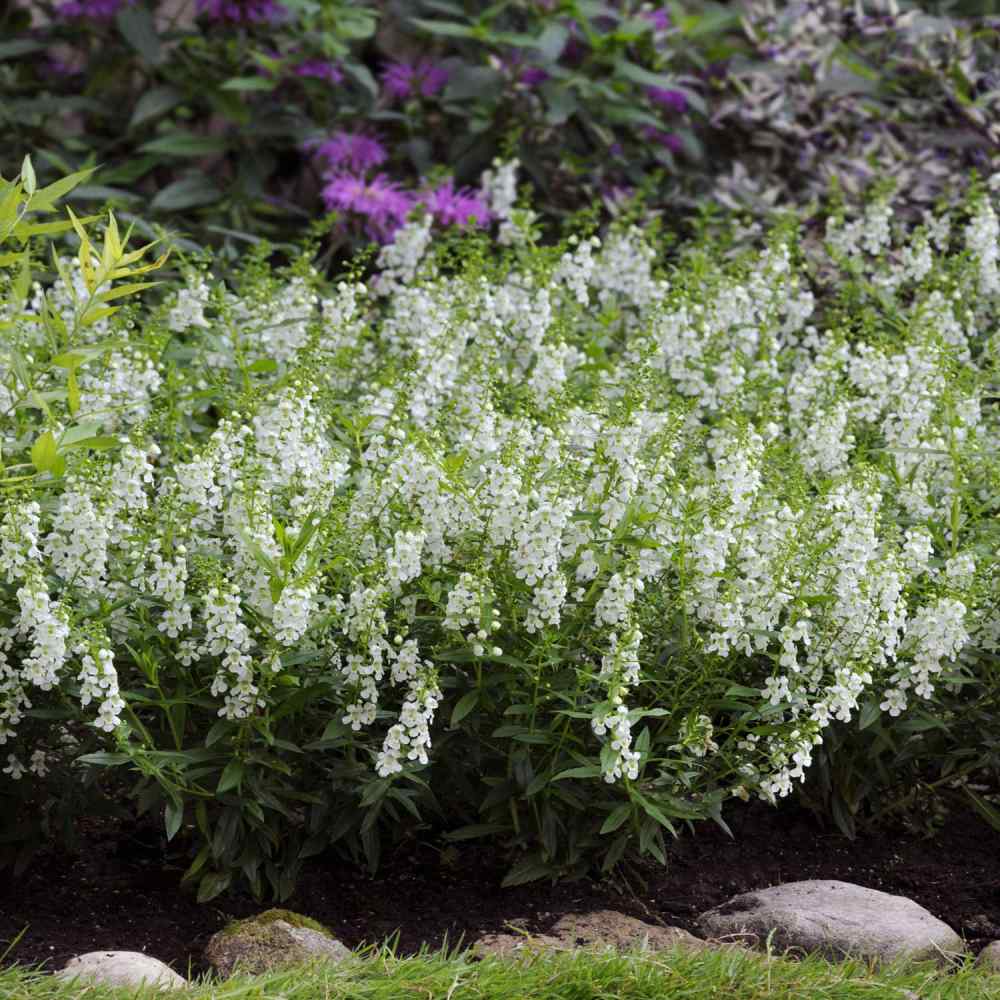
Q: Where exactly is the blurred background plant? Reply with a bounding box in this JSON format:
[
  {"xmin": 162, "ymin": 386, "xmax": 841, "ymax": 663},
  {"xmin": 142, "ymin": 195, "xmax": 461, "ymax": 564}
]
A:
[{"xmin": 3, "ymin": 0, "xmax": 998, "ymax": 267}]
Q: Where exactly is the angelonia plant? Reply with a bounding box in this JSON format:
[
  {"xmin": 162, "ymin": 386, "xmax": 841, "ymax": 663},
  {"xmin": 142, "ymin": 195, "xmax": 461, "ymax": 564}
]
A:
[{"xmin": 0, "ymin": 157, "xmax": 998, "ymax": 900}]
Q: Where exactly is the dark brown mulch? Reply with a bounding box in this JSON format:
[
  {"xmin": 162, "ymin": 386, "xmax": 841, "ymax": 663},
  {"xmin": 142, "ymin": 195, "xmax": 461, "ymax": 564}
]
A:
[{"xmin": 1, "ymin": 802, "xmax": 999, "ymax": 977}]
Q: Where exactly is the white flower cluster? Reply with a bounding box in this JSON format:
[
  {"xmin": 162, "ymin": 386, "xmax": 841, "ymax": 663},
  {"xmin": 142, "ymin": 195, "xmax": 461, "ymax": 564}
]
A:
[
  {"xmin": 77, "ymin": 645, "xmax": 125, "ymax": 732},
  {"xmin": 592, "ymin": 629, "xmax": 643, "ymax": 782},
  {"xmin": 3, "ymin": 182, "xmax": 996, "ymax": 816},
  {"xmin": 203, "ymin": 586, "xmax": 260, "ymax": 720},
  {"xmin": 167, "ymin": 272, "xmax": 212, "ymax": 333},
  {"xmin": 480, "ymin": 158, "xmax": 536, "ymax": 245}
]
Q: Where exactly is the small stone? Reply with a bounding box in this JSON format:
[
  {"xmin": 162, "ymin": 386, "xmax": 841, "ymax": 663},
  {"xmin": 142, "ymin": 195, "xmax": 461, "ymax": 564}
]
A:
[
  {"xmin": 548, "ymin": 910, "xmax": 708, "ymax": 953},
  {"xmin": 472, "ymin": 927, "xmax": 561, "ymax": 958},
  {"xmin": 472, "ymin": 909, "xmax": 708, "ymax": 959},
  {"xmin": 57, "ymin": 951, "xmax": 186, "ymax": 991},
  {"xmin": 698, "ymin": 880, "xmax": 966, "ymax": 965},
  {"xmin": 204, "ymin": 908, "xmax": 351, "ymax": 977},
  {"xmin": 977, "ymin": 940, "xmax": 1000, "ymax": 971}
]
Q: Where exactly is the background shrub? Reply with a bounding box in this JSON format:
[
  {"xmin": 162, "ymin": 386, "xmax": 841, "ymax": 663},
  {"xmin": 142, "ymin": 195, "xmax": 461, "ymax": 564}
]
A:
[{"xmin": 3, "ymin": 1, "xmax": 998, "ymax": 263}]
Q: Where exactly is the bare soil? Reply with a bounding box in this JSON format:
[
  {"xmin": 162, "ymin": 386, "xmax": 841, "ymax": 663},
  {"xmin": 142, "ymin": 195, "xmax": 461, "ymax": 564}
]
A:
[{"xmin": 1, "ymin": 802, "xmax": 998, "ymax": 976}]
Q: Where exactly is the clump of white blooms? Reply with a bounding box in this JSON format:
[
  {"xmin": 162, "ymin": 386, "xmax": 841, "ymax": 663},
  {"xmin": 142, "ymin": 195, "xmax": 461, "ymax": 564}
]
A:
[
  {"xmin": 481, "ymin": 158, "xmax": 536, "ymax": 245},
  {"xmin": 77, "ymin": 645, "xmax": 125, "ymax": 732},
  {"xmin": 3, "ymin": 180, "xmax": 998, "ymax": 836},
  {"xmin": 203, "ymin": 586, "xmax": 260, "ymax": 720},
  {"xmin": 167, "ymin": 272, "xmax": 212, "ymax": 333}
]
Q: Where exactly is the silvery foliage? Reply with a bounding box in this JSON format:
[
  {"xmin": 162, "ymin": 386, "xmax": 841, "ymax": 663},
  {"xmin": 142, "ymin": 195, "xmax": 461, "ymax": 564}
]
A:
[
  {"xmin": 0, "ymin": 165, "xmax": 997, "ymax": 837},
  {"xmin": 705, "ymin": 1, "xmax": 1000, "ymax": 223}
]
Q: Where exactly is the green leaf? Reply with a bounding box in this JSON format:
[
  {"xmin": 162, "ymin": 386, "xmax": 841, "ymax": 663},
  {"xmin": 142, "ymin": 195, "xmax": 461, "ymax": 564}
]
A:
[
  {"xmin": 319, "ymin": 718, "xmax": 350, "ymax": 741},
  {"xmin": 552, "ymin": 764, "xmax": 602, "ymax": 780},
  {"xmin": 614, "ymin": 58, "xmax": 678, "ymax": 91},
  {"xmin": 248, "ymin": 358, "xmax": 278, "ymax": 373},
  {"xmin": 181, "ymin": 843, "xmax": 211, "ymax": 884},
  {"xmin": 220, "ymin": 76, "xmax": 276, "ymax": 92},
  {"xmin": 409, "ymin": 17, "xmax": 476, "ymax": 38},
  {"xmin": 129, "ymin": 86, "xmax": 183, "ymax": 129},
  {"xmin": 535, "ymin": 23, "xmax": 569, "ymax": 62},
  {"xmin": 29, "ymin": 167, "xmax": 98, "ymax": 213},
  {"xmin": 444, "ymin": 66, "xmax": 504, "ymax": 102},
  {"xmin": 197, "ymin": 870, "xmax": 231, "ymax": 903},
  {"xmin": 342, "ymin": 61, "xmax": 378, "ymax": 100},
  {"xmin": 139, "ymin": 134, "xmax": 229, "ymax": 158},
  {"xmin": 0, "ymin": 41, "xmax": 44, "ymax": 60},
  {"xmin": 501, "ymin": 856, "xmax": 553, "ymax": 887},
  {"xmin": 679, "ymin": 6, "xmax": 739, "ymax": 38},
  {"xmin": 450, "ymin": 689, "xmax": 479, "ymax": 727},
  {"xmin": 443, "ymin": 822, "xmax": 510, "ymax": 841},
  {"xmin": 76, "ymin": 752, "xmax": 132, "ymax": 766},
  {"xmin": 164, "ymin": 798, "xmax": 184, "ymax": 841},
  {"xmin": 94, "ymin": 281, "xmax": 160, "ymax": 304},
  {"xmin": 217, "ymin": 759, "xmax": 244, "ymax": 795},
  {"xmin": 600, "ymin": 803, "xmax": 631, "ymax": 834},
  {"xmin": 116, "ymin": 5, "xmax": 163, "ymax": 65},
  {"xmin": 150, "ymin": 175, "xmax": 223, "ymax": 213},
  {"xmin": 601, "ymin": 831, "xmax": 629, "ymax": 871},
  {"xmin": 965, "ymin": 787, "xmax": 1000, "ymax": 833},
  {"xmin": 59, "ymin": 421, "xmax": 101, "ymax": 451},
  {"xmin": 30, "ymin": 430, "xmax": 62, "ymax": 475},
  {"xmin": 67, "ymin": 370, "xmax": 80, "ymax": 417},
  {"xmin": 541, "ymin": 81, "xmax": 578, "ymax": 125},
  {"xmin": 634, "ymin": 794, "xmax": 677, "ymax": 835},
  {"xmin": 20, "ymin": 156, "xmax": 36, "ymax": 198},
  {"xmin": 724, "ymin": 684, "xmax": 761, "ymax": 699},
  {"xmin": 858, "ymin": 699, "xmax": 881, "ymax": 731}
]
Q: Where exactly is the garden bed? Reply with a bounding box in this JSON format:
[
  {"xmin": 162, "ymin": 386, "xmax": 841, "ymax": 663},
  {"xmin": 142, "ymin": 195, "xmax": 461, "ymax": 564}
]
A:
[{"xmin": 3, "ymin": 802, "xmax": 998, "ymax": 975}]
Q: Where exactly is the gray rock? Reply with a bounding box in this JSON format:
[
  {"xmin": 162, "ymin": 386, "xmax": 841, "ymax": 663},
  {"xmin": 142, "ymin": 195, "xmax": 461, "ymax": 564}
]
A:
[
  {"xmin": 698, "ymin": 880, "xmax": 966, "ymax": 965},
  {"xmin": 473, "ymin": 909, "xmax": 708, "ymax": 958},
  {"xmin": 57, "ymin": 951, "xmax": 186, "ymax": 991},
  {"xmin": 204, "ymin": 908, "xmax": 351, "ymax": 977},
  {"xmin": 977, "ymin": 940, "xmax": 1000, "ymax": 971}
]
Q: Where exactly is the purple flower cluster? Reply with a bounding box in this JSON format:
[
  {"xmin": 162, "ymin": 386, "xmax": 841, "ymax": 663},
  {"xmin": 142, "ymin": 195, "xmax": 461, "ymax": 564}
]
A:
[
  {"xmin": 643, "ymin": 7, "xmax": 671, "ymax": 32},
  {"xmin": 646, "ymin": 87, "xmax": 687, "ymax": 114},
  {"xmin": 321, "ymin": 171, "xmax": 492, "ymax": 242},
  {"xmin": 322, "ymin": 174, "xmax": 414, "ymax": 242},
  {"xmin": 293, "ymin": 60, "xmax": 343, "ymax": 84},
  {"xmin": 422, "ymin": 180, "xmax": 491, "ymax": 227},
  {"xmin": 56, "ymin": 0, "xmax": 131, "ymax": 18},
  {"xmin": 195, "ymin": 0, "xmax": 285, "ymax": 24},
  {"xmin": 642, "ymin": 127, "xmax": 682, "ymax": 154},
  {"xmin": 381, "ymin": 60, "xmax": 450, "ymax": 101},
  {"xmin": 314, "ymin": 128, "xmax": 492, "ymax": 242},
  {"xmin": 311, "ymin": 131, "xmax": 388, "ymax": 172}
]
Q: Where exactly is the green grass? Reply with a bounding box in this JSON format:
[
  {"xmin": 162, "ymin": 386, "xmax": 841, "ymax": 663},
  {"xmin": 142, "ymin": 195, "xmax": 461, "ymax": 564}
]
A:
[{"xmin": 1, "ymin": 943, "xmax": 998, "ymax": 1000}]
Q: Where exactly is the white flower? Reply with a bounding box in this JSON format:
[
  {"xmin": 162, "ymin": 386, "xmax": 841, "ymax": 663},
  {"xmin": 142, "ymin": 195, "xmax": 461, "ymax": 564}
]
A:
[{"xmin": 3, "ymin": 753, "xmax": 25, "ymax": 780}]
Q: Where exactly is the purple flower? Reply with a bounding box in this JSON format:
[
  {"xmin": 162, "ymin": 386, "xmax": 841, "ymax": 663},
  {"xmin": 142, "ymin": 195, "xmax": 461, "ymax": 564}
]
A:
[
  {"xmin": 560, "ymin": 34, "xmax": 588, "ymax": 66},
  {"xmin": 643, "ymin": 7, "xmax": 671, "ymax": 31},
  {"xmin": 310, "ymin": 131, "xmax": 388, "ymax": 172},
  {"xmin": 642, "ymin": 127, "xmax": 682, "ymax": 154},
  {"xmin": 422, "ymin": 180, "xmax": 491, "ymax": 227},
  {"xmin": 56, "ymin": 0, "xmax": 131, "ymax": 18},
  {"xmin": 322, "ymin": 173, "xmax": 414, "ymax": 242},
  {"xmin": 500, "ymin": 51, "xmax": 549, "ymax": 88},
  {"xmin": 381, "ymin": 60, "xmax": 450, "ymax": 101},
  {"xmin": 46, "ymin": 54, "xmax": 81, "ymax": 76},
  {"xmin": 519, "ymin": 66, "xmax": 550, "ymax": 87},
  {"xmin": 195, "ymin": 0, "xmax": 285, "ymax": 24},
  {"xmin": 293, "ymin": 59, "xmax": 344, "ymax": 84},
  {"xmin": 646, "ymin": 87, "xmax": 687, "ymax": 114}
]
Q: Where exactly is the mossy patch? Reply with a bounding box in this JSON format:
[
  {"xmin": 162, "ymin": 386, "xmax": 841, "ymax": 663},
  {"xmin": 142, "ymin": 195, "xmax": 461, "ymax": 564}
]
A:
[
  {"xmin": 206, "ymin": 909, "xmax": 349, "ymax": 977},
  {"xmin": 217, "ymin": 908, "xmax": 334, "ymax": 940}
]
